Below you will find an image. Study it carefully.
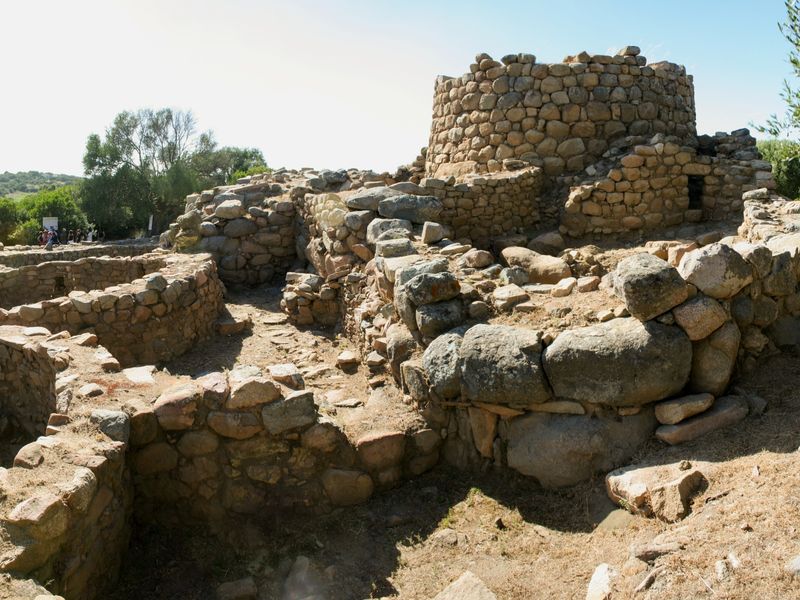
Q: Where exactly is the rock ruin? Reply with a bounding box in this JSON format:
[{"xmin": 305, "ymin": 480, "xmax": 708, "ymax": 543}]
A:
[{"xmin": 0, "ymin": 47, "xmax": 796, "ymax": 599}]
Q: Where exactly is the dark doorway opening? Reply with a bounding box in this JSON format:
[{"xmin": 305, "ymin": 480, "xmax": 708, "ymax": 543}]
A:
[{"xmin": 688, "ymin": 175, "xmax": 704, "ymax": 210}]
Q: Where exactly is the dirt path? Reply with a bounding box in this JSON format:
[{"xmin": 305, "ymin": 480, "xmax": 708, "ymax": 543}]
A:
[{"xmin": 113, "ymin": 289, "xmax": 800, "ymax": 600}]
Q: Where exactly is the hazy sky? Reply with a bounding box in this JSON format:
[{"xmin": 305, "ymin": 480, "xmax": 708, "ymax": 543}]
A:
[{"xmin": 0, "ymin": 0, "xmax": 790, "ymax": 176}]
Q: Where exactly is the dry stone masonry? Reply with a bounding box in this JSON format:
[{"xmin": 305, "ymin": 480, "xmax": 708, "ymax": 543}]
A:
[{"xmin": 1, "ymin": 44, "xmax": 797, "ymax": 600}]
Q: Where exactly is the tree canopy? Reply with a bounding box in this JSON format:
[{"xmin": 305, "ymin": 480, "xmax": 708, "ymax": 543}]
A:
[
  {"xmin": 80, "ymin": 108, "xmax": 268, "ymax": 235},
  {"xmin": 758, "ymin": 0, "xmax": 800, "ymax": 137}
]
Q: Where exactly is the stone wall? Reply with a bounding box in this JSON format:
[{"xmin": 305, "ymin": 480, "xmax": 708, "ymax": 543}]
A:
[
  {"xmin": 420, "ymin": 167, "xmax": 547, "ymax": 246},
  {"xmin": 561, "ymin": 130, "xmax": 773, "ymax": 236},
  {"xmin": 0, "ymin": 255, "xmax": 165, "ymax": 310},
  {"xmin": 0, "ymin": 253, "xmax": 224, "ymax": 367},
  {"xmin": 0, "ymin": 327, "xmax": 56, "ymax": 439},
  {"xmin": 0, "ymin": 328, "xmax": 132, "ymax": 600},
  {"xmin": 129, "ymin": 368, "xmax": 441, "ymax": 523},
  {"xmin": 427, "ymin": 46, "xmax": 696, "ymax": 177},
  {"xmin": 0, "ymin": 240, "xmax": 157, "ymax": 268}
]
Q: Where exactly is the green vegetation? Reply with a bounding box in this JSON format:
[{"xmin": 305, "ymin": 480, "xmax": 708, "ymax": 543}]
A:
[
  {"xmin": 0, "ymin": 186, "xmax": 88, "ymax": 245},
  {"xmin": 758, "ymin": 140, "xmax": 800, "ymax": 199},
  {"xmin": 0, "ymin": 108, "xmax": 268, "ymax": 244},
  {"xmin": 81, "ymin": 108, "xmax": 268, "ymax": 236},
  {"xmin": 0, "ymin": 171, "xmax": 81, "ymax": 198}
]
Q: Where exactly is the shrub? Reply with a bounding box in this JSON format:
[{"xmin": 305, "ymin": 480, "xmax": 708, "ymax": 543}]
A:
[{"xmin": 758, "ymin": 139, "xmax": 800, "ymax": 199}]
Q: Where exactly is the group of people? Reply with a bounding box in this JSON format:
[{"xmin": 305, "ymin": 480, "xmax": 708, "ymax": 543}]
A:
[{"xmin": 37, "ymin": 226, "xmax": 105, "ymax": 248}]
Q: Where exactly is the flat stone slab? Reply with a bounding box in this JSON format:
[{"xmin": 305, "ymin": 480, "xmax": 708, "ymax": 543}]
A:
[
  {"xmin": 655, "ymin": 395, "xmax": 749, "ymax": 445},
  {"xmin": 123, "ymin": 365, "xmax": 156, "ymax": 385},
  {"xmin": 655, "ymin": 393, "xmax": 714, "ymax": 425}
]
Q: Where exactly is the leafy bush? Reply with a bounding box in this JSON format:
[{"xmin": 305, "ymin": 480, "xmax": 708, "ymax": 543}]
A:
[
  {"xmin": 228, "ymin": 164, "xmax": 271, "ymax": 184},
  {"xmin": 12, "ymin": 186, "xmax": 88, "ymax": 243},
  {"xmin": 758, "ymin": 140, "xmax": 800, "ymax": 199},
  {"xmin": 0, "ymin": 197, "xmax": 18, "ymax": 243}
]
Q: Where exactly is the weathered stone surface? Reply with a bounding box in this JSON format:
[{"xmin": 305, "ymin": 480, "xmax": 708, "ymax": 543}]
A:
[
  {"xmin": 543, "ymin": 318, "xmax": 692, "ymax": 406},
  {"xmin": 655, "ymin": 395, "xmax": 749, "ymax": 445},
  {"xmin": 432, "ymin": 571, "xmax": 497, "ymax": 600},
  {"xmin": 678, "ymin": 243, "xmax": 753, "ymax": 299},
  {"xmin": 366, "ymin": 218, "xmax": 413, "ymax": 245},
  {"xmin": 655, "ymin": 393, "xmax": 714, "ymax": 425},
  {"xmin": 613, "ymin": 253, "xmax": 688, "ymax": 321},
  {"xmin": 460, "ymin": 324, "xmax": 550, "ymax": 407},
  {"xmin": 672, "ymin": 295, "xmax": 727, "ymax": 340},
  {"xmin": 214, "ymin": 199, "xmax": 245, "ymax": 219},
  {"xmin": 13, "ymin": 442, "xmax": 43, "ymax": 469},
  {"xmin": 422, "ymin": 331, "xmax": 463, "ymax": 398},
  {"xmin": 346, "ymin": 186, "xmax": 401, "ymax": 210},
  {"xmin": 207, "ymin": 411, "xmax": 263, "ymax": 439},
  {"xmin": 493, "ymin": 283, "xmax": 529, "ymax": 310},
  {"xmin": 459, "ymin": 248, "xmax": 493, "ymax": 269},
  {"xmin": 689, "ymin": 321, "xmax": 740, "ymax": 395},
  {"xmin": 153, "ymin": 383, "xmax": 200, "ymax": 430},
  {"xmin": 134, "ymin": 442, "xmax": 179, "ymax": 475},
  {"xmin": 7, "ymin": 493, "xmax": 70, "ymax": 539},
  {"xmin": 501, "ymin": 246, "xmax": 571, "ymax": 284},
  {"xmin": 506, "ymin": 409, "xmax": 656, "ymax": 487},
  {"xmin": 356, "ymin": 430, "xmax": 406, "ymax": 471},
  {"xmin": 198, "ymin": 371, "xmax": 230, "ymax": 407},
  {"xmin": 378, "ymin": 194, "xmax": 443, "ymax": 224},
  {"xmin": 321, "ymin": 468, "xmax": 374, "ymax": 506},
  {"xmin": 404, "ymin": 271, "xmax": 460, "ymax": 306},
  {"xmin": 416, "ymin": 299, "xmax": 464, "ymax": 338},
  {"xmin": 228, "ymin": 377, "xmax": 282, "ymax": 409},
  {"xmin": 468, "ymin": 407, "xmax": 497, "ymax": 458},
  {"xmin": 375, "ymin": 238, "xmax": 415, "ymax": 258},
  {"xmin": 606, "ymin": 462, "xmax": 708, "ymax": 522},
  {"xmin": 260, "ymin": 390, "xmax": 317, "ymax": 434},
  {"xmin": 422, "ymin": 221, "xmax": 446, "ymax": 244},
  {"xmin": 90, "ymin": 409, "xmax": 131, "ymax": 443},
  {"xmin": 223, "ymin": 218, "xmax": 258, "ymax": 238},
  {"xmin": 177, "ymin": 430, "xmax": 219, "ymax": 456}
]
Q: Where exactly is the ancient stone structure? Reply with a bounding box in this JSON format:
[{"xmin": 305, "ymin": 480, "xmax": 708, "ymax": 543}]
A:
[
  {"xmin": 1, "ymin": 46, "xmax": 796, "ymax": 600},
  {"xmin": 427, "ymin": 47, "xmax": 695, "ymax": 177}
]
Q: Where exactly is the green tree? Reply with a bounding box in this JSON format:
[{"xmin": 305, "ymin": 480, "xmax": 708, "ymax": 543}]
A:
[
  {"xmin": 0, "ymin": 197, "xmax": 19, "ymax": 243},
  {"xmin": 757, "ymin": 0, "xmax": 800, "ymax": 137},
  {"xmin": 10, "ymin": 186, "xmax": 88, "ymax": 244},
  {"xmin": 758, "ymin": 140, "xmax": 800, "ymax": 198},
  {"xmin": 82, "ymin": 108, "xmax": 268, "ymax": 235}
]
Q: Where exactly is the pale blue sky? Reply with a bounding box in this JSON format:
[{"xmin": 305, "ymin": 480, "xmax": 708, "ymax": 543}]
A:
[{"xmin": 0, "ymin": 0, "xmax": 790, "ymax": 175}]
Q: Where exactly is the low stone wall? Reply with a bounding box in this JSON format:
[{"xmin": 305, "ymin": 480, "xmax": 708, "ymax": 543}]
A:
[
  {"xmin": 0, "ymin": 328, "xmax": 132, "ymax": 600},
  {"xmin": 163, "ymin": 183, "xmax": 297, "ymax": 286},
  {"xmin": 0, "ymin": 327, "xmax": 56, "ymax": 439},
  {"xmin": 0, "ymin": 240, "xmax": 157, "ymax": 268},
  {"xmin": 0, "ymin": 255, "xmax": 166, "ymax": 310},
  {"xmin": 129, "ymin": 368, "xmax": 441, "ymax": 523},
  {"xmin": 420, "ymin": 167, "xmax": 547, "ymax": 246},
  {"xmin": 0, "ymin": 253, "xmax": 224, "ymax": 367},
  {"xmin": 561, "ymin": 131, "xmax": 772, "ymax": 236}
]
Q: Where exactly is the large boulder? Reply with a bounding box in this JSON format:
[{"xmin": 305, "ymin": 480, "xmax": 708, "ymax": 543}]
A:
[
  {"xmin": 416, "ymin": 300, "xmax": 464, "ymax": 339},
  {"xmin": 613, "ymin": 253, "xmax": 688, "ymax": 321},
  {"xmin": 404, "ymin": 271, "xmax": 460, "ymax": 306},
  {"xmin": 214, "ymin": 199, "xmax": 245, "ymax": 219},
  {"xmin": 689, "ymin": 321, "xmax": 740, "ymax": 395},
  {"xmin": 501, "ymin": 246, "xmax": 571, "ymax": 284},
  {"xmin": 422, "ymin": 330, "xmax": 464, "ymax": 399},
  {"xmin": 542, "ymin": 318, "xmax": 692, "ymax": 406},
  {"xmin": 346, "ymin": 186, "xmax": 402, "ymax": 211},
  {"xmin": 672, "ymin": 295, "xmax": 727, "ymax": 340},
  {"xmin": 460, "ymin": 324, "xmax": 551, "ymax": 408},
  {"xmin": 677, "ymin": 243, "xmax": 753, "ymax": 299},
  {"xmin": 366, "ymin": 218, "xmax": 413, "ymax": 245},
  {"xmin": 223, "ymin": 218, "xmax": 258, "ymax": 238},
  {"xmin": 506, "ymin": 408, "xmax": 657, "ymax": 488},
  {"xmin": 378, "ymin": 194, "xmax": 443, "ymax": 224}
]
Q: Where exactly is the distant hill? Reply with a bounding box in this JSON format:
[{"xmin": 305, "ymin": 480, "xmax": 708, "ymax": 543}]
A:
[{"xmin": 0, "ymin": 171, "xmax": 82, "ymax": 198}]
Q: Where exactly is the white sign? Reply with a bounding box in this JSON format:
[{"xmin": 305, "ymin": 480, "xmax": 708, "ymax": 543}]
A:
[{"xmin": 42, "ymin": 217, "xmax": 58, "ymax": 230}]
